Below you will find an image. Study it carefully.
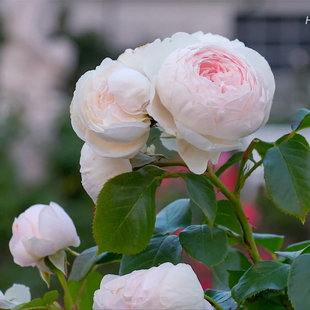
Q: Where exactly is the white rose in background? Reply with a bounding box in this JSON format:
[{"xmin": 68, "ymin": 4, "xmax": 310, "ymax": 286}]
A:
[
  {"xmin": 0, "ymin": 284, "xmax": 31, "ymax": 309},
  {"xmin": 9, "ymin": 202, "xmax": 80, "ymax": 273},
  {"xmin": 71, "ymin": 58, "xmax": 151, "ymax": 159},
  {"xmin": 80, "ymin": 143, "xmax": 132, "ymax": 203},
  {"xmin": 93, "ymin": 262, "xmax": 212, "ymax": 310},
  {"xmin": 119, "ymin": 32, "xmax": 275, "ymax": 174}
]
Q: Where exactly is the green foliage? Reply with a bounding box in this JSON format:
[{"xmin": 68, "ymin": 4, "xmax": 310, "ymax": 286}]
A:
[
  {"xmin": 263, "ymin": 140, "xmax": 310, "ymax": 222},
  {"xmin": 18, "ymin": 298, "xmax": 47, "ymax": 310},
  {"xmin": 255, "ymin": 139, "xmax": 274, "ymax": 158},
  {"xmin": 231, "ymin": 261, "xmax": 290, "ymax": 305},
  {"xmin": 186, "ymin": 174, "xmax": 217, "ymax": 229},
  {"xmin": 288, "ymin": 254, "xmax": 310, "ymax": 309},
  {"xmin": 215, "ymin": 152, "xmax": 244, "ymax": 177},
  {"xmin": 93, "ymin": 169, "xmax": 164, "ymax": 255},
  {"xmin": 204, "ymin": 290, "xmax": 238, "ymax": 310},
  {"xmin": 69, "ymin": 247, "xmax": 98, "ymax": 282},
  {"xmin": 43, "ymin": 291, "xmax": 59, "ymax": 305},
  {"xmin": 215, "ymin": 200, "xmax": 243, "ymax": 236},
  {"xmin": 119, "ymin": 235, "xmax": 182, "ymax": 275},
  {"xmin": 228, "ymin": 270, "xmax": 246, "ymax": 289},
  {"xmin": 212, "ymin": 248, "xmax": 251, "ymax": 290},
  {"xmin": 291, "ymin": 108, "xmax": 310, "ymax": 131},
  {"xmin": 154, "ymin": 199, "xmax": 192, "ymax": 235},
  {"xmin": 95, "ymin": 252, "xmax": 122, "ymax": 265},
  {"xmin": 65, "ymin": 272, "xmax": 102, "ymax": 310},
  {"xmin": 253, "ymin": 233, "xmax": 284, "ymax": 254},
  {"xmin": 179, "ymin": 225, "xmax": 228, "ymax": 269}
]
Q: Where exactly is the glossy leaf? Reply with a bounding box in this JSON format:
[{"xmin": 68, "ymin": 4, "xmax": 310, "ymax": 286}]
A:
[
  {"xmin": 119, "ymin": 235, "xmax": 182, "ymax": 275},
  {"xmin": 19, "ymin": 299, "xmax": 47, "ymax": 310},
  {"xmin": 65, "ymin": 272, "xmax": 102, "ymax": 310},
  {"xmin": 288, "ymin": 254, "xmax": 310, "ymax": 309},
  {"xmin": 291, "ymin": 108, "xmax": 310, "ymax": 131},
  {"xmin": 215, "ymin": 152, "xmax": 243, "ymax": 177},
  {"xmin": 243, "ymin": 291, "xmax": 288, "ymax": 310},
  {"xmin": 186, "ymin": 174, "xmax": 217, "ymax": 229},
  {"xmin": 253, "ymin": 233, "xmax": 284, "ymax": 253},
  {"xmin": 255, "ymin": 139, "xmax": 273, "ymax": 158},
  {"xmin": 69, "ymin": 247, "xmax": 97, "ymax": 281},
  {"xmin": 94, "ymin": 170, "xmax": 163, "ymax": 255},
  {"xmin": 95, "ymin": 251, "xmax": 122, "ymax": 265},
  {"xmin": 285, "ymin": 240, "xmax": 310, "ymax": 251},
  {"xmin": 276, "ymin": 244, "xmax": 310, "ymax": 260},
  {"xmin": 179, "ymin": 225, "xmax": 228, "ymax": 269},
  {"xmin": 228, "ymin": 270, "xmax": 246, "ymax": 289},
  {"xmin": 43, "ymin": 291, "xmax": 59, "ymax": 305},
  {"xmin": 154, "ymin": 199, "xmax": 191, "ymax": 235},
  {"xmin": 204, "ymin": 290, "xmax": 238, "ymax": 310},
  {"xmin": 231, "ymin": 261, "xmax": 290, "ymax": 305},
  {"xmin": 215, "ymin": 200, "xmax": 243, "ymax": 236},
  {"xmin": 213, "ymin": 248, "xmax": 251, "ymax": 290},
  {"xmin": 276, "ymin": 133, "xmax": 309, "ymax": 148},
  {"xmin": 263, "ymin": 140, "xmax": 310, "ymax": 222}
]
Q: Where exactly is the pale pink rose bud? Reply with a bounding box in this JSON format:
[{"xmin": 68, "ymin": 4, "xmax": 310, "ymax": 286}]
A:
[
  {"xmin": 93, "ymin": 262, "xmax": 213, "ymax": 310},
  {"xmin": 9, "ymin": 202, "xmax": 80, "ymax": 270},
  {"xmin": 70, "ymin": 58, "xmax": 151, "ymax": 159},
  {"xmin": 80, "ymin": 143, "xmax": 132, "ymax": 203}
]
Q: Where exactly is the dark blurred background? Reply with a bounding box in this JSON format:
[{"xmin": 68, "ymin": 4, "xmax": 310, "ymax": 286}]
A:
[{"xmin": 0, "ymin": 0, "xmax": 310, "ymax": 298}]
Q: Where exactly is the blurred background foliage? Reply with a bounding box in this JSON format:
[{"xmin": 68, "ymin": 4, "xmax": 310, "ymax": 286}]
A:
[{"xmin": 0, "ymin": 0, "xmax": 310, "ymax": 300}]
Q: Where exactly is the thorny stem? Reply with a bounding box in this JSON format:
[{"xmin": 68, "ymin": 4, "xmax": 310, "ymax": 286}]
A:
[{"xmin": 205, "ymin": 164, "xmax": 261, "ymax": 263}]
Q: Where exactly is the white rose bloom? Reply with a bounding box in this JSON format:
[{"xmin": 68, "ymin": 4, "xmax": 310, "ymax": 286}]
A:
[
  {"xmin": 71, "ymin": 58, "xmax": 151, "ymax": 159},
  {"xmin": 0, "ymin": 284, "xmax": 31, "ymax": 309},
  {"xmin": 93, "ymin": 262, "xmax": 213, "ymax": 310},
  {"xmin": 119, "ymin": 32, "xmax": 275, "ymax": 174},
  {"xmin": 80, "ymin": 143, "xmax": 132, "ymax": 203},
  {"xmin": 9, "ymin": 202, "xmax": 80, "ymax": 271}
]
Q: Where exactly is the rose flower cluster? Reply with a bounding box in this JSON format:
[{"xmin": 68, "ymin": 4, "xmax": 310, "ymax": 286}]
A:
[{"xmin": 71, "ymin": 31, "xmax": 275, "ymax": 204}]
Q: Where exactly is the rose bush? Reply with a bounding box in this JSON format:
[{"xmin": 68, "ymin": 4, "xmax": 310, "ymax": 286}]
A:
[
  {"xmin": 9, "ymin": 202, "xmax": 80, "ymax": 272},
  {"xmin": 80, "ymin": 143, "xmax": 132, "ymax": 203},
  {"xmin": 93, "ymin": 262, "xmax": 213, "ymax": 310},
  {"xmin": 70, "ymin": 58, "xmax": 151, "ymax": 159},
  {"xmin": 119, "ymin": 32, "xmax": 275, "ymax": 174}
]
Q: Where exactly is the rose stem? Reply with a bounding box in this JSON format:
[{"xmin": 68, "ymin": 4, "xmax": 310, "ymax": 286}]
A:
[{"xmin": 205, "ymin": 164, "xmax": 261, "ymax": 263}]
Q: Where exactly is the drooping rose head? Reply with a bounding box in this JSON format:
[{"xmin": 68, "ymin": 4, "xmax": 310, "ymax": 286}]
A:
[
  {"xmin": 80, "ymin": 143, "xmax": 132, "ymax": 203},
  {"xmin": 130, "ymin": 32, "xmax": 275, "ymax": 174},
  {"xmin": 71, "ymin": 58, "xmax": 151, "ymax": 158},
  {"xmin": 9, "ymin": 202, "xmax": 80, "ymax": 270},
  {"xmin": 93, "ymin": 262, "xmax": 213, "ymax": 310}
]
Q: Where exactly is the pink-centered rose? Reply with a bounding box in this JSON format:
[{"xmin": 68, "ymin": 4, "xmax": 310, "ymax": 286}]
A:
[
  {"xmin": 9, "ymin": 202, "xmax": 80, "ymax": 272},
  {"xmin": 71, "ymin": 58, "xmax": 151, "ymax": 158},
  {"xmin": 119, "ymin": 32, "xmax": 275, "ymax": 174},
  {"xmin": 92, "ymin": 262, "xmax": 212, "ymax": 310}
]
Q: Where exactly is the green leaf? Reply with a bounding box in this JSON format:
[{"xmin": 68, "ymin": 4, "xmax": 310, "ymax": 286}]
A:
[
  {"xmin": 243, "ymin": 291, "xmax": 288, "ymax": 310},
  {"xmin": 95, "ymin": 251, "xmax": 122, "ymax": 265},
  {"xmin": 228, "ymin": 270, "xmax": 246, "ymax": 289},
  {"xmin": 154, "ymin": 199, "xmax": 191, "ymax": 235},
  {"xmin": 285, "ymin": 240, "xmax": 310, "ymax": 251},
  {"xmin": 213, "ymin": 248, "xmax": 252, "ymax": 290},
  {"xmin": 119, "ymin": 235, "xmax": 182, "ymax": 275},
  {"xmin": 275, "ymin": 244, "xmax": 310, "ymax": 260},
  {"xmin": 291, "ymin": 108, "xmax": 310, "ymax": 131},
  {"xmin": 43, "ymin": 291, "xmax": 59, "ymax": 305},
  {"xmin": 276, "ymin": 133, "xmax": 310, "ymax": 148},
  {"xmin": 255, "ymin": 139, "xmax": 274, "ymax": 158},
  {"xmin": 253, "ymin": 233, "xmax": 284, "ymax": 253},
  {"xmin": 263, "ymin": 140, "xmax": 310, "ymax": 222},
  {"xmin": 215, "ymin": 152, "xmax": 244, "ymax": 177},
  {"xmin": 231, "ymin": 261, "xmax": 290, "ymax": 305},
  {"xmin": 19, "ymin": 299, "xmax": 47, "ymax": 310},
  {"xmin": 65, "ymin": 272, "xmax": 102, "ymax": 310},
  {"xmin": 215, "ymin": 200, "xmax": 243, "ymax": 236},
  {"xmin": 179, "ymin": 225, "xmax": 228, "ymax": 269},
  {"xmin": 186, "ymin": 174, "xmax": 217, "ymax": 229},
  {"xmin": 94, "ymin": 170, "xmax": 163, "ymax": 255},
  {"xmin": 204, "ymin": 290, "xmax": 238, "ymax": 310},
  {"xmin": 288, "ymin": 253, "xmax": 310, "ymax": 309},
  {"xmin": 69, "ymin": 246, "xmax": 97, "ymax": 281}
]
